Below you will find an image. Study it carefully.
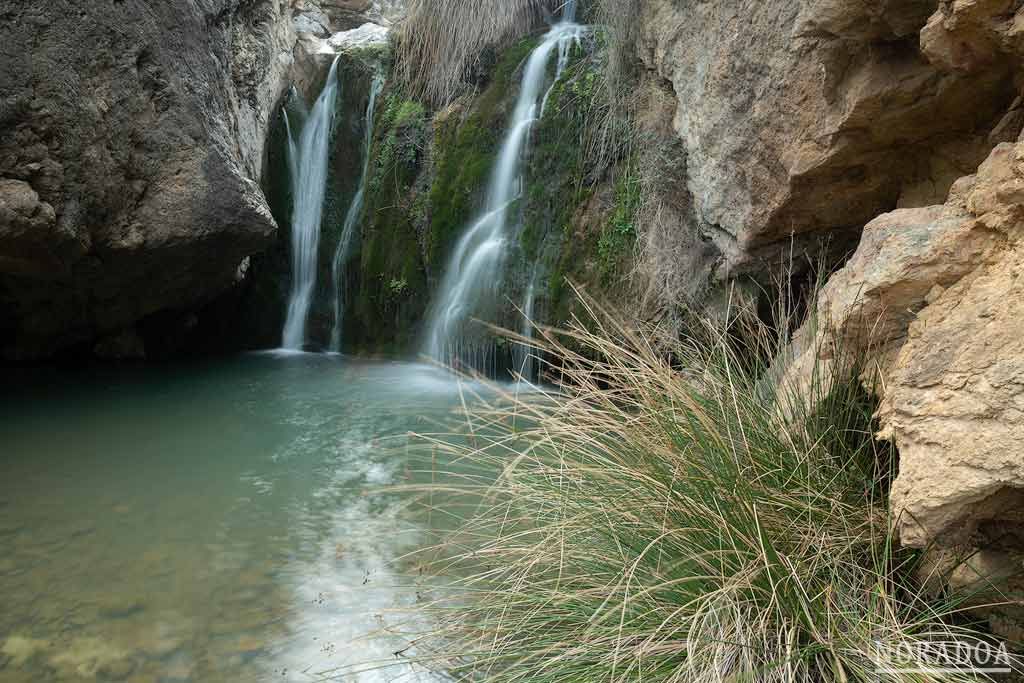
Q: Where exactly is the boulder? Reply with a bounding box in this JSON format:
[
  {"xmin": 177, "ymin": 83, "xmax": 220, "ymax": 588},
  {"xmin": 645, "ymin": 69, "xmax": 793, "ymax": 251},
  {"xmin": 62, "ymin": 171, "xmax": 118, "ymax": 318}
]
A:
[
  {"xmin": 0, "ymin": 0, "xmax": 297, "ymax": 359},
  {"xmin": 775, "ymin": 137, "xmax": 1024, "ymax": 639},
  {"xmin": 633, "ymin": 0, "xmax": 1017, "ymax": 288}
]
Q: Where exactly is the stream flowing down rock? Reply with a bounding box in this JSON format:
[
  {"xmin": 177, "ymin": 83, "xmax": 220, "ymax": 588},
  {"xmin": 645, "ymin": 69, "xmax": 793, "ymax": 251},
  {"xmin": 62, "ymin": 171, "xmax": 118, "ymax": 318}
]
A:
[{"xmin": 0, "ymin": 0, "xmax": 297, "ymax": 359}]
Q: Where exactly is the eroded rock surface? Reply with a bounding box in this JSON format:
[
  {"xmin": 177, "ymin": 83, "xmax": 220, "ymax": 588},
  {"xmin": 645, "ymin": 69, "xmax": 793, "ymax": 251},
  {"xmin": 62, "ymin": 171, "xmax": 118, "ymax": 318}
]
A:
[
  {"xmin": 880, "ymin": 143, "xmax": 1024, "ymax": 550},
  {"xmin": 753, "ymin": 0, "xmax": 1024, "ymax": 638},
  {"xmin": 634, "ymin": 0, "xmax": 1016, "ymax": 287},
  {"xmin": 778, "ymin": 129, "xmax": 1024, "ymax": 641},
  {"xmin": 0, "ymin": 0, "xmax": 297, "ymax": 359}
]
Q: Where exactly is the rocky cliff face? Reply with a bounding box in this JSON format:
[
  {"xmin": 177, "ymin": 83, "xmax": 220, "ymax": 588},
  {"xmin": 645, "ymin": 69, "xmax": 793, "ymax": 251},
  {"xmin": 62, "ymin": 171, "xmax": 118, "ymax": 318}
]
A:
[
  {"xmin": 633, "ymin": 0, "xmax": 1017, "ymax": 295},
  {"xmin": 738, "ymin": 0, "xmax": 1024, "ymax": 638},
  {"xmin": 0, "ymin": 0, "xmax": 297, "ymax": 359}
]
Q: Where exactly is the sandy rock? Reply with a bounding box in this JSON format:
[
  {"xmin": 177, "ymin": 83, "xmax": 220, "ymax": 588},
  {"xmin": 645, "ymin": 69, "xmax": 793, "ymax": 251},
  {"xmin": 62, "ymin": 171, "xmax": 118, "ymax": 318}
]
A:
[
  {"xmin": 633, "ymin": 0, "xmax": 1015, "ymax": 291},
  {"xmin": 775, "ymin": 137, "xmax": 1024, "ymax": 637},
  {"xmin": 882, "ymin": 243, "xmax": 1024, "ymax": 547},
  {"xmin": 921, "ymin": 0, "xmax": 1024, "ymax": 72},
  {"xmin": 780, "ymin": 139, "xmax": 1024, "ymax": 540}
]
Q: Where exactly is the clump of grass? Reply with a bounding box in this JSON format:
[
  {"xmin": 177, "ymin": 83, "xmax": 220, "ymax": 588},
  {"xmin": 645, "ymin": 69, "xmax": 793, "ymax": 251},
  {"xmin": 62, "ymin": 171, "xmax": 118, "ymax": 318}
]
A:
[
  {"xmin": 394, "ymin": 0, "xmax": 557, "ymax": 107},
  {"xmin": 404, "ymin": 288, "xmax": 1015, "ymax": 682}
]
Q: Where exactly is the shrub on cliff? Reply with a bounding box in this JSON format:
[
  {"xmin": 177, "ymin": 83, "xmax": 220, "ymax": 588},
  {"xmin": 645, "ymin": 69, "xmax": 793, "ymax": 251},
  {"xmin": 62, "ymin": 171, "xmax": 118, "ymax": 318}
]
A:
[{"xmin": 405, "ymin": 290, "xmax": 1016, "ymax": 682}]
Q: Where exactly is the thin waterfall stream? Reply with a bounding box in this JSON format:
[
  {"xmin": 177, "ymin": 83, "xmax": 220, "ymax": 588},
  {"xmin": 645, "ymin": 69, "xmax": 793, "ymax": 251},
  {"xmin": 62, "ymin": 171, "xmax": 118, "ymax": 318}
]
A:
[
  {"xmin": 281, "ymin": 56, "xmax": 342, "ymax": 351},
  {"xmin": 422, "ymin": 11, "xmax": 582, "ymax": 372},
  {"xmin": 330, "ymin": 75, "xmax": 385, "ymax": 353}
]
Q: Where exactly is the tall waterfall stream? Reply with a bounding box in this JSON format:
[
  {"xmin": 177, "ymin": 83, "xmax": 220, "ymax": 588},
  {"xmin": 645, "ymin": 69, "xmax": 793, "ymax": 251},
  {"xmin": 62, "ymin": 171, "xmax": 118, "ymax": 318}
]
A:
[
  {"xmin": 281, "ymin": 57, "xmax": 341, "ymax": 351},
  {"xmin": 423, "ymin": 11, "xmax": 582, "ymax": 373}
]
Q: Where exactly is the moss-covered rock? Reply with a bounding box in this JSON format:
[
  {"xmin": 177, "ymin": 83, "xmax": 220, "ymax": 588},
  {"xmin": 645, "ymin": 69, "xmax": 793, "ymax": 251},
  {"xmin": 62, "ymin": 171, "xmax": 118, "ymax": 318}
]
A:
[
  {"xmin": 520, "ymin": 40, "xmax": 635, "ymax": 337},
  {"xmin": 343, "ymin": 35, "xmax": 543, "ymax": 356},
  {"xmin": 240, "ymin": 30, "xmax": 637, "ymax": 360},
  {"xmin": 426, "ymin": 37, "xmax": 539, "ymax": 272},
  {"xmin": 342, "ymin": 87, "xmax": 431, "ymax": 355}
]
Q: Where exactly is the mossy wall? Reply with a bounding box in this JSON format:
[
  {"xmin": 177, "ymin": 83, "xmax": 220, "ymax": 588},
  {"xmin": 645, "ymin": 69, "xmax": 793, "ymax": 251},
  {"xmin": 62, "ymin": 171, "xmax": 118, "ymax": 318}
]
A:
[
  {"xmin": 342, "ymin": 36, "xmax": 545, "ymax": 356},
  {"xmin": 240, "ymin": 30, "xmax": 639, "ymax": 360},
  {"xmin": 519, "ymin": 40, "xmax": 634, "ymax": 337},
  {"xmin": 342, "ymin": 88, "xmax": 430, "ymax": 355}
]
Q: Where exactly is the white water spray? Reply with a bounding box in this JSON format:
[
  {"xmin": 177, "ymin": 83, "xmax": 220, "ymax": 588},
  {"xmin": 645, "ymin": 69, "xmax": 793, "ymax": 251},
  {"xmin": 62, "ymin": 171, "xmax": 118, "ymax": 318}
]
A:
[
  {"xmin": 423, "ymin": 13, "xmax": 582, "ymax": 366},
  {"xmin": 329, "ymin": 75, "xmax": 385, "ymax": 353},
  {"xmin": 281, "ymin": 57, "xmax": 341, "ymax": 351}
]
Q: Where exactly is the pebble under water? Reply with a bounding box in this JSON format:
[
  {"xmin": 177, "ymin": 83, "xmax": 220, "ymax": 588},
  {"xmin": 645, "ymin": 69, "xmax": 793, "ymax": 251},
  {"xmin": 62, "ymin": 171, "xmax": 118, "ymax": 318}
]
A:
[{"xmin": 0, "ymin": 354, "xmax": 488, "ymax": 682}]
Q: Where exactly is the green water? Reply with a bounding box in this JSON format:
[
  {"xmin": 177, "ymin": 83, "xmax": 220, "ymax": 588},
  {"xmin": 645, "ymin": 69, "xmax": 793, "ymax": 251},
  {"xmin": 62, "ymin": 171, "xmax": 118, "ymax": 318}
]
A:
[{"xmin": 0, "ymin": 353, "xmax": 486, "ymax": 683}]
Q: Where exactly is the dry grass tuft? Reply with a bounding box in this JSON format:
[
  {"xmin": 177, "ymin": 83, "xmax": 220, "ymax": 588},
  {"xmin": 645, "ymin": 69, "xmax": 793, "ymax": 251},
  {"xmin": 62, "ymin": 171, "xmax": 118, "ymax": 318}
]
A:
[
  {"xmin": 395, "ymin": 0, "xmax": 559, "ymax": 107},
  {"xmin": 395, "ymin": 287, "xmax": 1019, "ymax": 682}
]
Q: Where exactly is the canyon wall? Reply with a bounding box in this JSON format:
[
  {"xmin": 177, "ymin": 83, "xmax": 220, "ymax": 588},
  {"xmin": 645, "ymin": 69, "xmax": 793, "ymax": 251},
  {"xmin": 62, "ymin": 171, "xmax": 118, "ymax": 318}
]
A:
[
  {"xmin": 632, "ymin": 0, "xmax": 1017, "ymax": 296},
  {"xmin": 0, "ymin": 0, "xmax": 298, "ymax": 359},
  {"xmin": 3, "ymin": 0, "xmax": 1023, "ymax": 632},
  {"xmin": 736, "ymin": 0, "xmax": 1024, "ymax": 637}
]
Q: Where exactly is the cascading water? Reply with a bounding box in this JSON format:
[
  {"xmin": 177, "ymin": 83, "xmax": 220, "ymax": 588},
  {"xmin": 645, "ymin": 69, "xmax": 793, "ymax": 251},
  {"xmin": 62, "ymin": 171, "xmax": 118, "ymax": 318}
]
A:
[
  {"xmin": 423, "ymin": 10, "xmax": 582, "ymax": 370},
  {"xmin": 329, "ymin": 75, "xmax": 384, "ymax": 353},
  {"xmin": 516, "ymin": 274, "xmax": 538, "ymax": 381},
  {"xmin": 281, "ymin": 56, "xmax": 341, "ymax": 351}
]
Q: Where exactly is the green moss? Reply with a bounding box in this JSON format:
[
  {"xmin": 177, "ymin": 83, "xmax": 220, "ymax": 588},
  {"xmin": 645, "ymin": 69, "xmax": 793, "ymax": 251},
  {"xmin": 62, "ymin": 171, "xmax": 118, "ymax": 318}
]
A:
[
  {"xmin": 427, "ymin": 36, "xmax": 541, "ymax": 268},
  {"xmin": 597, "ymin": 166, "xmax": 640, "ymax": 283},
  {"xmin": 369, "ymin": 93, "xmax": 427, "ymax": 197},
  {"xmin": 519, "ymin": 46, "xmax": 608, "ymax": 330},
  {"xmin": 342, "ymin": 83, "xmax": 432, "ymax": 355},
  {"xmin": 342, "ymin": 34, "xmax": 616, "ymax": 356},
  {"xmin": 392, "ymin": 99, "xmax": 425, "ymax": 127}
]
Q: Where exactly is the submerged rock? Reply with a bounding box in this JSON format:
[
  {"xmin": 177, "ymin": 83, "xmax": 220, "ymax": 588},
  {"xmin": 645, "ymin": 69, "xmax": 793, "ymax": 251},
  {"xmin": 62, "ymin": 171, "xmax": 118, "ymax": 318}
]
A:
[
  {"xmin": 98, "ymin": 596, "xmax": 146, "ymax": 620},
  {"xmin": 49, "ymin": 636, "xmax": 133, "ymax": 679},
  {"xmin": 1, "ymin": 635, "xmax": 50, "ymax": 668}
]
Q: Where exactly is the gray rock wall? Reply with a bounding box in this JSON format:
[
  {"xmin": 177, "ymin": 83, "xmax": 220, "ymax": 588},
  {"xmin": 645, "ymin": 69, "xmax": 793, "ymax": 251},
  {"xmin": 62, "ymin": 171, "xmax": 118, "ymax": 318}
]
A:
[{"xmin": 0, "ymin": 0, "xmax": 297, "ymax": 359}]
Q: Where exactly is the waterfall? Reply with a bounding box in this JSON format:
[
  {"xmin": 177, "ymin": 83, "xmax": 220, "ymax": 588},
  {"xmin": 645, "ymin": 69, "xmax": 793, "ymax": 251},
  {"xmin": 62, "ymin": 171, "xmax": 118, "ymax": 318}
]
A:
[
  {"xmin": 562, "ymin": 0, "xmax": 577, "ymax": 22},
  {"xmin": 423, "ymin": 12, "xmax": 582, "ymax": 369},
  {"xmin": 517, "ymin": 274, "xmax": 538, "ymax": 381},
  {"xmin": 329, "ymin": 75, "xmax": 385, "ymax": 353},
  {"xmin": 281, "ymin": 57, "xmax": 341, "ymax": 351}
]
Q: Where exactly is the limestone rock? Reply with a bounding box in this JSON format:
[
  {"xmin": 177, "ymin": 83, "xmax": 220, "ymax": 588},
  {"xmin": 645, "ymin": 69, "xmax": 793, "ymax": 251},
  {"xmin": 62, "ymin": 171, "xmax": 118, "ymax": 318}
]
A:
[
  {"xmin": 317, "ymin": 0, "xmax": 404, "ymax": 30},
  {"xmin": 328, "ymin": 23, "xmax": 390, "ymax": 53},
  {"xmin": 775, "ymin": 137, "xmax": 1024, "ymax": 637},
  {"xmin": 0, "ymin": 0, "xmax": 297, "ymax": 359},
  {"xmin": 883, "ymin": 241, "xmax": 1024, "ymax": 548},
  {"xmin": 781, "ymin": 138, "xmax": 1024, "ymax": 536},
  {"xmin": 921, "ymin": 0, "xmax": 1024, "ymax": 73},
  {"xmin": 633, "ymin": 0, "xmax": 1016, "ymax": 289},
  {"xmin": 294, "ymin": 0, "xmax": 333, "ymax": 37}
]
